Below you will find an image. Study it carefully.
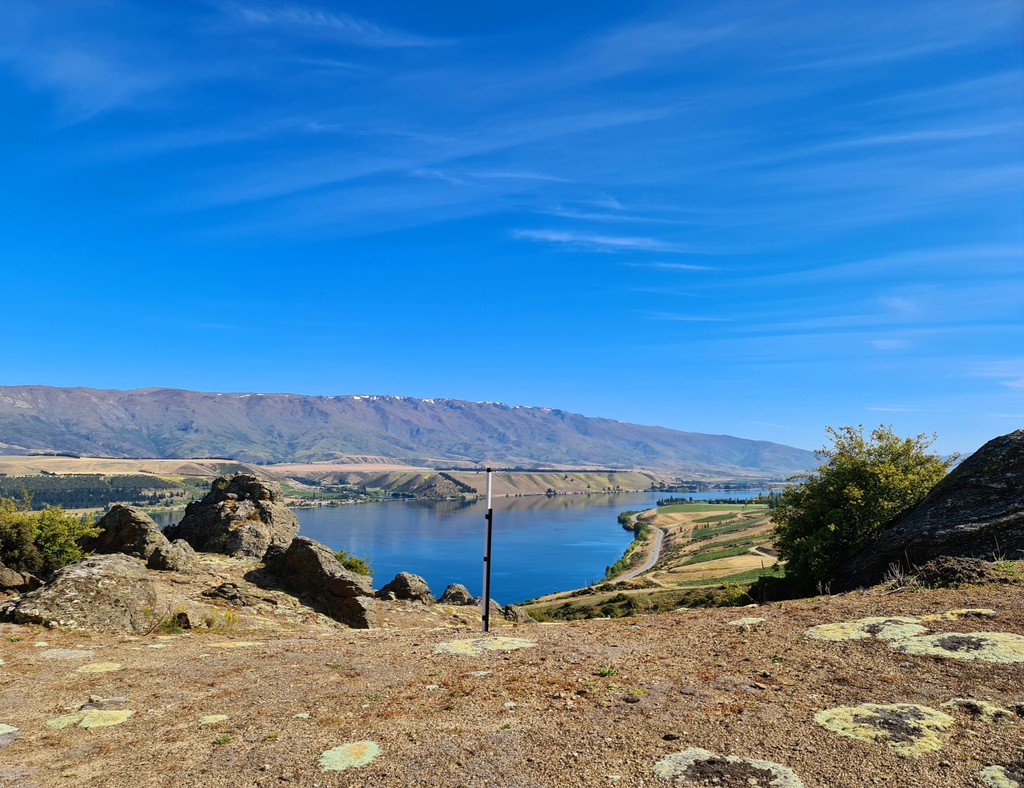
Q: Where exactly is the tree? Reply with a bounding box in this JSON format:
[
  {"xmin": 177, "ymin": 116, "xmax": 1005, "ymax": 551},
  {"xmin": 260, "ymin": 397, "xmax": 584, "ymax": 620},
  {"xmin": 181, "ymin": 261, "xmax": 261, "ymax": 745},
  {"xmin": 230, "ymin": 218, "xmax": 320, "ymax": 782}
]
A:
[
  {"xmin": 0, "ymin": 495, "xmax": 99, "ymax": 576},
  {"xmin": 771, "ymin": 425, "xmax": 954, "ymax": 590}
]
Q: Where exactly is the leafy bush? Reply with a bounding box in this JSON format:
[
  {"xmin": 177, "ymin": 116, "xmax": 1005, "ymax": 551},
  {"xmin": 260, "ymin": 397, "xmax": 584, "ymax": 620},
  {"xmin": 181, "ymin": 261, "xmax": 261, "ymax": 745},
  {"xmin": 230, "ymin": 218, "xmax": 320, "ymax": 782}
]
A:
[
  {"xmin": 771, "ymin": 425, "xmax": 953, "ymax": 591},
  {"xmin": 334, "ymin": 549, "xmax": 373, "ymax": 576},
  {"xmin": 0, "ymin": 495, "xmax": 99, "ymax": 576}
]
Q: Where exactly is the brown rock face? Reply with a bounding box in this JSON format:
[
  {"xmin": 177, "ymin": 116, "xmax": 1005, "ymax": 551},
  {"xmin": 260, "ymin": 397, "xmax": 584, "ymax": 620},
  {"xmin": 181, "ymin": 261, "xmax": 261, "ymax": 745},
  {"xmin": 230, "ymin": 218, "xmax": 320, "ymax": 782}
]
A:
[
  {"xmin": 84, "ymin": 505, "xmax": 170, "ymax": 562},
  {"xmin": 0, "ymin": 561, "xmax": 41, "ymax": 593},
  {"xmin": 166, "ymin": 475, "xmax": 299, "ymax": 559},
  {"xmin": 13, "ymin": 554, "xmax": 157, "ymax": 633},
  {"xmin": 263, "ymin": 537, "xmax": 378, "ymax": 628},
  {"xmin": 377, "ymin": 572, "xmax": 434, "ymax": 603},
  {"xmin": 438, "ymin": 583, "xmax": 474, "ymax": 605},
  {"xmin": 838, "ymin": 430, "xmax": 1024, "ymax": 588}
]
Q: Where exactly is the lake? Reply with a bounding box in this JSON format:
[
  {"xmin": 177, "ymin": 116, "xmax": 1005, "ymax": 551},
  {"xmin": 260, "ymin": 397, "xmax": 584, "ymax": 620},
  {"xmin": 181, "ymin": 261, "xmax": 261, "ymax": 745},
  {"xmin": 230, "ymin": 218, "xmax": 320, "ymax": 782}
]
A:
[
  {"xmin": 294, "ymin": 489, "xmax": 771, "ymax": 603},
  {"xmin": 154, "ymin": 489, "xmax": 771, "ymax": 603}
]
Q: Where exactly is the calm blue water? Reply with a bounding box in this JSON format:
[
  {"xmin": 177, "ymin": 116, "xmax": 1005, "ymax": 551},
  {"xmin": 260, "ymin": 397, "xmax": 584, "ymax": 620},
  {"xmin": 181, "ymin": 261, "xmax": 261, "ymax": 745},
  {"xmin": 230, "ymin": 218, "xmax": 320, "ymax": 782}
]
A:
[
  {"xmin": 155, "ymin": 489, "xmax": 770, "ymax": 603},
  {"xmin": 293, "ymin": 489, "xmax": 771, "ymax": 603}
]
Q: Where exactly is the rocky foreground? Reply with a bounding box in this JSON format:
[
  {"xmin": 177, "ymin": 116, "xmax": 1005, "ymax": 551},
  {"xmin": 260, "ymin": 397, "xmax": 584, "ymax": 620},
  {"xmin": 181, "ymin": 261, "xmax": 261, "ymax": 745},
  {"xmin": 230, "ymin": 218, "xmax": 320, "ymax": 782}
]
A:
[{"xmin": 1, "ymin": 572, "xmax": 1023, "ymax": 787}]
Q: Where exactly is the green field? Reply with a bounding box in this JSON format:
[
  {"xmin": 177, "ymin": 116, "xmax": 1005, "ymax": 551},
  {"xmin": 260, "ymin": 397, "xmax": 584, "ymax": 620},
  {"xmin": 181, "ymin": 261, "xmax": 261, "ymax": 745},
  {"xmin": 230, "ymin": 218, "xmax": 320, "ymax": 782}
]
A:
[{"xmin": 657, "ymin": 503, "xmax": 767, "ymax": 514}]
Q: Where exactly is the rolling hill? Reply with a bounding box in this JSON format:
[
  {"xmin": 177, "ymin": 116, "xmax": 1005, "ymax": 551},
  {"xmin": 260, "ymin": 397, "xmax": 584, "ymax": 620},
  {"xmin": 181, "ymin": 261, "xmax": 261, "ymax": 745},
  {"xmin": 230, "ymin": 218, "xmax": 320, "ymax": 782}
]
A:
[{"xmin": 0, "ymin": 386, "xmax": 814, "ymax": 476}]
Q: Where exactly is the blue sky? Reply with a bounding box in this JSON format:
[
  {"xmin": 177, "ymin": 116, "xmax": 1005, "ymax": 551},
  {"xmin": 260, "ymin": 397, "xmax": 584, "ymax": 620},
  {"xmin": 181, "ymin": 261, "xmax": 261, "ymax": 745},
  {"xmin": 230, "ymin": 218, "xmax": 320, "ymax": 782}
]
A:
[{"xmin": 1, "ymin": 0, "xmax": 1022, "ymax": 456}]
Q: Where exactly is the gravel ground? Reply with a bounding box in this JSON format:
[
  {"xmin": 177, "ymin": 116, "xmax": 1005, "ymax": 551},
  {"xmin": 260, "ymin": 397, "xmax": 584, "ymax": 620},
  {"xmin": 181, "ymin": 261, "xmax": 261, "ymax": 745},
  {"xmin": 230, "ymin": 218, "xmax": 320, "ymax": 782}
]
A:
[{"xmin": 1, "ymin": 581, "xmax": 1022, "ymax": 787}]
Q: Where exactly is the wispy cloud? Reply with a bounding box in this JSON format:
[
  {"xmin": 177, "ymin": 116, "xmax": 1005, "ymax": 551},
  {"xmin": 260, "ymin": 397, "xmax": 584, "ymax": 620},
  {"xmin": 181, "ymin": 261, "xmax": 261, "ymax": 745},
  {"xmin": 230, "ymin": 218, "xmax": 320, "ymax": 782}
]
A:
[
  {"xmin": 511, "ymin": 229, "xmax": 675, "ymax": 253},
  {"xmin": 223, "ymin": 3, "xmax": 449, "ymax": 48},
  {"xmin": 630, "ymin": 261, "xmax": 716, "ymax": 271},
  {"xmin": 0, "ymin": 3, "xmax": 174, "ymax": 120},
  {"xmin": 968, "ymin": 359, "xmax": 1024, "ymax": 390}
]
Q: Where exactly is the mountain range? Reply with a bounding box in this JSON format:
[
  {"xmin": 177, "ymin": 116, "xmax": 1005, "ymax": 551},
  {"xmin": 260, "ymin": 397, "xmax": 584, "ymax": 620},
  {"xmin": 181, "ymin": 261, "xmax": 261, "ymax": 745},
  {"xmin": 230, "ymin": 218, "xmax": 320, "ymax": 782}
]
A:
[{"xmin": 0, "ymin": 386, "xmax": 815, "ymax": 477}]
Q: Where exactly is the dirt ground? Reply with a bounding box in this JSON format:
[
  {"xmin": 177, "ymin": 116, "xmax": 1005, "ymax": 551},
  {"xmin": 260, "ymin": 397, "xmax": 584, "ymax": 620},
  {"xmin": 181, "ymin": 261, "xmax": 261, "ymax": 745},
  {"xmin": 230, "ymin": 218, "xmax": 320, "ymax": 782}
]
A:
[{"xmin": 2, "ymin": 570, "xmax": 1023, "ymax": 787}]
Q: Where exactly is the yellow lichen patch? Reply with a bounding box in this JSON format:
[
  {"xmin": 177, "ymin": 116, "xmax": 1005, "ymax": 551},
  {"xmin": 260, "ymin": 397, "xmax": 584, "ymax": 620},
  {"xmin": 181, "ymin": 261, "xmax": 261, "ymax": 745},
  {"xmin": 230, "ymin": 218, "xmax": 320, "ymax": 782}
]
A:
[
  {"xmin": 921, "ymin": 609, "xmax": 997, "ymax": 622},
  {"xmin": 728, "ymin": 617, "xmax": 766, "ymax": 627},
  {"xmin": 318, "ymin": 741, "xmax": 381, "ymax": 772},
  {"xmin": 0, "ymin": 724, "xmax": 17, "ymax": 736},
  {"xmin": 76, "ymin": 662, "xmax": 122, "ymax": 674},
  {"xmin": 198, "ymin": 715, "xmax": 229, "ymax": 725},
  {"xmin": 47, "ymin": 710, "xmax": 134, "ymax": 730},
  {"xmin": 813, "ymin": 703, "xmax": 954, "ymax": 756},
  {"xmin": 653, "ymin": 747, "xmax": 804, "ymax": 786},
  {"xmin": 893, "ymin": 632, "xmax": 1024, "ymax": 663},
  {"xmin": 805, "ymin": 616, "xmax": 926, "ymax": 642},
  {"xmin": 209, "ymin": 641, "xmax": 262, "ymax": 649},
  {"xmin": 941, "ymin": 698, "xmax": 1013, "ymax": 723},
  {"xmin": 433, "ymin": 637, "xmax": 537, "ymax": 656},
  {"xmin": 980, "ymin": 765, "xmax": 1024, "ymax": 788}
]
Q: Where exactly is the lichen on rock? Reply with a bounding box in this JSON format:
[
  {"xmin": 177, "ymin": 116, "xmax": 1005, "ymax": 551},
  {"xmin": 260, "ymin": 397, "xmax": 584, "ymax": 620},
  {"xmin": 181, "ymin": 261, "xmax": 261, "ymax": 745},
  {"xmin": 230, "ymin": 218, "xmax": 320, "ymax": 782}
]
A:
[
  {"xmin": 318, "ymin": 741, "xmax": 381, "ymax": 772},
  {"xmin": 892, "ymin": 631, "xmax": 1024, "ymax": 663},
  {"xmin": 921, "ymin": 608, "xmax": 997, "ymax": 622},
  {"xmin": 433, "ymin": 637, "xmax": 536, "ymax": 656},
  {"xmin": 198, "ymin": 715, "xmax": 229, "ymax": 725},
  {"xmin": 653, "ymin": 747, "xmax": 804, "ymax": 786},
  {"xmin": 941, "ymin": 698, "xmax": 1013, "ymax": 723},
  {"xmin": 47, "ymin": 710, "xmax": 134, "ymax": 730},
  {"xmin": 980, "ymin": 764, "xmax": 1024, "ymax": 788},
  {"xmin": 813, "ymin": 703, "xmax": 954, "ymax": 756},
  {"xmin": 0, "ymin": 723, "xmax": 19, "ymax": 750},
  {"xmin": 804, "ymin": 616, "xmax": 927, "ymax": 642}
]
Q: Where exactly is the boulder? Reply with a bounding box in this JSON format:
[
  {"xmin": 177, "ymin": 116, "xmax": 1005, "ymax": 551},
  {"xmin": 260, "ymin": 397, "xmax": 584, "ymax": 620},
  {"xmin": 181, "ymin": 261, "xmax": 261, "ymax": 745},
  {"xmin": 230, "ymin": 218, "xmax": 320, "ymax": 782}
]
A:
[
  {"xmin": 263, "ymin": 537, "xmax": 377, "ymax": 628},
  {"xmin": 83, "ymin": 505, "xmax": 170, "ymax": 562},
  {"xmin": 503, "ymin": 604, "xmax": 536, "ymax": 624},
  {"xmin": 377, "ymin": 572, "xmax": 434, "ymax": 603},
  {"xmin": 438, "ymin": 583, "xmax": 474, "ymax": 605},
  {"xmin": 838, "ymin": 430, "xmax": 1024, "ymax": 589},
  {"xmin": 0, "ymin": 561, "xmax": 41, "ymax": 594},
  {"xmin": 147, "ymin": 539, "xmax": 197, "ymax": 573},
  {"xmin": 13, "ymin": 554, "xmax": 157, "ymax": 633},
  {"xmin": 165, "ymin": 475, "xmax": 299, "ymax": 559}
]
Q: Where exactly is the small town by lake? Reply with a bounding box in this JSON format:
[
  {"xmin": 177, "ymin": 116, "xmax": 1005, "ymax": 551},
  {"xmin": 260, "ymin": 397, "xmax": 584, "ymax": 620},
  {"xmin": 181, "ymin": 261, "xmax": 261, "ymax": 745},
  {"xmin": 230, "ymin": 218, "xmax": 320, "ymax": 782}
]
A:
[{"xmin": 294, "ymin": 489, "xmax": 771, "ymax": 603}]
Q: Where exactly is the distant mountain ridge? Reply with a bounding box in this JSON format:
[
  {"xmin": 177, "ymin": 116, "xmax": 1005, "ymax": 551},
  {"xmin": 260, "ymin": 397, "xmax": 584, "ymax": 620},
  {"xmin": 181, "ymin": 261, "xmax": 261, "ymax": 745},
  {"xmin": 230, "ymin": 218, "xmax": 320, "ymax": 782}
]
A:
[{"xmin": 0, "ymin": 386, "xmax": 814, "ymax": 476}]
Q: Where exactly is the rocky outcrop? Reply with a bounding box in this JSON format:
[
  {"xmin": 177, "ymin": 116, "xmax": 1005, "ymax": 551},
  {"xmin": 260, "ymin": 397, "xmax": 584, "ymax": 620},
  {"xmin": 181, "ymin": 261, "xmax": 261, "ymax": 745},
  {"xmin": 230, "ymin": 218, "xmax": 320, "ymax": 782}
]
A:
[
  {"xmin": 166, "ymin": 475, "xmax": 299, "ymax": 559},
  {"xmin": 0, "ymin": 561, "xmax": 41, "ymax": 594},
  {"xmin": 838, "ymin": 430, "xmax": 1024, "ymax": 589},
  {"xmin": 12, "ymin": 554, "xmax": 157, "ymax": 633},
  {"xmin": 83, "ymin": 505, "xmax": 170, "ymax": 562},
  {"xmin": 503, "ymin": 604, "xmax": 536, "ymax": 623},
  {"xmin": 438, "ymin": 583, "xmax": 474, "ymax": 605},
  {"xmin": 147, "ymin": 539, "xmax": 197, "ymax": 573},
  {"xmin": 262, "ymin": 537, "xmax": 377, "ymax": 628},
  {"xmin": 377, "ymin": 572, "xmax": 434, "ymax": 603}
]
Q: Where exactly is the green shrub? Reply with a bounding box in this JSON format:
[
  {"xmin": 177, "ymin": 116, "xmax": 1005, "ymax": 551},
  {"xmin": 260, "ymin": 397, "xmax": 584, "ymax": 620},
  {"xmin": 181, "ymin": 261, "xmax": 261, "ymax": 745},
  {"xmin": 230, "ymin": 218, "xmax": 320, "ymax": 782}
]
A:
[
  {"xmin": 334, "ymin": 549, "xmax": 373, "ymax": 576},
  {"xmin": 0, "ymin": 496, "xmax": 98, "ymax": 576},
  {"xmin": 772, "ymin": 425, "xmax": 952, "ymax": 591}
]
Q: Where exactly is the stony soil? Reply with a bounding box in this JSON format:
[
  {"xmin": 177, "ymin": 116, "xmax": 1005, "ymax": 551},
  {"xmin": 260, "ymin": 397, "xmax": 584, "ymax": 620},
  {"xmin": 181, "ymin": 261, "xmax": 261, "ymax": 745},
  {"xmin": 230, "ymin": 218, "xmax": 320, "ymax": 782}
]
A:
[{"xmin": 2, "ymin": 575, "xmax": 1023, "ymax": 787}]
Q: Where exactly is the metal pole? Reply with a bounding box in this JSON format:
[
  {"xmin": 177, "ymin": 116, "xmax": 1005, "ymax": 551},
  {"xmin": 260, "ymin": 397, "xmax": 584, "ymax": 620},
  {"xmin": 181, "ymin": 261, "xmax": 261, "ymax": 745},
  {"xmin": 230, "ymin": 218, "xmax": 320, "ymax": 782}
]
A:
[{"xmin": 482, "ymin": 467, "xmax": 493, "ymax": 632}]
